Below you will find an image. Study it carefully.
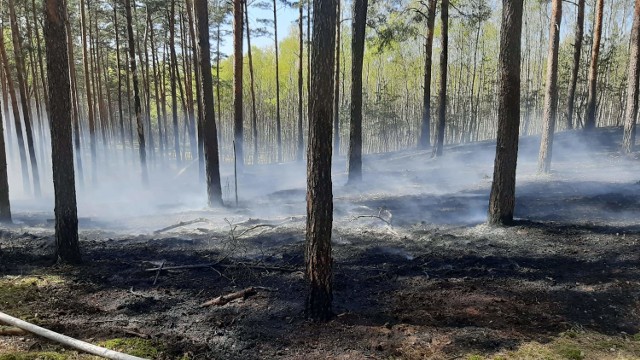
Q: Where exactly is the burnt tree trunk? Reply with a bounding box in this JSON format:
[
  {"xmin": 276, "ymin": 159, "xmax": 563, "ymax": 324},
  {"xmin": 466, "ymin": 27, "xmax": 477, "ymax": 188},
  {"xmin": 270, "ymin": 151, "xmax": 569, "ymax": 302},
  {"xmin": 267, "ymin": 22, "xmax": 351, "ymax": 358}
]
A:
[
  {"xmin": 306, "ymin": 0, "xmax": 336, "ymax": 321},
  {"xmin": 80, "ymin": 0, "xmax": 97, "ymax": 182},
  {"xmin": 432, "ymin": 0, "xmax": 448, "ymax": 158},
  {"xmin": 9, "ymin": 0, "xmax": 41, "ymax": 196},
  {"xmin": 44, "ymin": 0, "xmax": 81, "ymax": 264},
  {"xmin": 565, "ymin": 0, "xmax": 584, "ymax": 130},
  {"xmin": 125, "ymin": 0, "xmax": 148, "ymax": 183},
  {"xmin": 347, "ymin": 0, "xmax": 367, "ymax": 184},
  {"xmin": 623, "ymin": 0, "xmax": 640, "ymax": 154},
  {"xmin": 298, "ymin": 0, "xmax": 305, "ymax": 160},
  {"xmin": 245, "ymin": 0, "xmax": 259, "ymax": 164},
  {"xmin": 488, "ymin": 0, "xmax": 523, "ymax": 225},
  {"xmin": 418, "ymin": 0, "xmax": 436, "ymax": 150},
  {"xmin": 169, "ymin": 0, "xmax": 181, "ymax": 164},
  {"xmin": 273, "ymin": 0, "xmax": 282, "ymax": 162},
  {"xmin": 0, "ymin": 32, "xmax": 30, "ymax": 194},
  {"xmin": 0, "ymin": 75, "xmax": 9, "ymax": 223},
  {"xmin": 233, "ymin": 0, "xmax": 244, "ymax": 169},
  {"xmin": 194, "ymin": 0, "xmax": 224, "ymax": 206},
  {"xmin": 537, "ymin": 0, "xmax": 562, "ymax": 173},
  {"xmin": 584, "ymin": 0, "xmax": 604, "ymax": 131},
  {"xmin": 332, "ymin": 0, "xmax": 340, "ymax": 155}
]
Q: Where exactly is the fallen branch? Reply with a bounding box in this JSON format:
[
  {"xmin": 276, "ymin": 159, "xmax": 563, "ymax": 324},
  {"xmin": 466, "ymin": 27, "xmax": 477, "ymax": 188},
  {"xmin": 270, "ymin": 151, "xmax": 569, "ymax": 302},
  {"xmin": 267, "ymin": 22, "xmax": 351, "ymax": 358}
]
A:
[
  {"xmin": 0, "ymin": 311, "xmax": 148, "ymax": 360},
  {"xmin": 145, "ymin": 262, "xmax": 298, "ymax": 273},
  {"xmin": 200, "ymin": 286, "xmax": 276, "ymax": 307},
  {"xmin": 153, "ymin": 218, "xmax": 209, "ymax": 234},
  {"xmin": 351, "ymin": 208, "xmax": 393, "ymax": 226},
  {"xmin": 351, "ymin": 214, "xmax": 392, "ymax": 226},
  {"xmin": 152, "ymin": 260, "xmax": 165, "ymax": 286}
]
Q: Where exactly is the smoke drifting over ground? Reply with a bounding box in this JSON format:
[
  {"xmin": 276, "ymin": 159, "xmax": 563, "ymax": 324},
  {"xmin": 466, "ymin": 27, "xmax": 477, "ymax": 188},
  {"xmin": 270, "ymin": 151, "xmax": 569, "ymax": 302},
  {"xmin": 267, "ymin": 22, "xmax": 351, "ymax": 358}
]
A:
[{"xmin": 5, "ymin": 121, "xmax": 639, "ymax": 235}]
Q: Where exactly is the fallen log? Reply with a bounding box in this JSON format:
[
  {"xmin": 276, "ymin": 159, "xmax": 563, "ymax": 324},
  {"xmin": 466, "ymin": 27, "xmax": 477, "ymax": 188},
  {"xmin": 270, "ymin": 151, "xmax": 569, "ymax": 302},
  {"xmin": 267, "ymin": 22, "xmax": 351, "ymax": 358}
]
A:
[
  {"xmin": 0, "ymin": 311, "xmax": 148, "ymax": 360},
  {"xmin": 200, "ymin": 286, "xmax": 276, "ymax": 307}
]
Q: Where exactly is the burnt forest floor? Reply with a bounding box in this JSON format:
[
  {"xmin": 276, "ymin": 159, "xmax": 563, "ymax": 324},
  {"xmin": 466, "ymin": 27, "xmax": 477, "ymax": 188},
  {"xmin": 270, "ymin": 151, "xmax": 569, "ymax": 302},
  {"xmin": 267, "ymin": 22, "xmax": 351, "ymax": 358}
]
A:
[{"xmin": 2, "ymin": 127, "xmax": 640, "ymax": 359}]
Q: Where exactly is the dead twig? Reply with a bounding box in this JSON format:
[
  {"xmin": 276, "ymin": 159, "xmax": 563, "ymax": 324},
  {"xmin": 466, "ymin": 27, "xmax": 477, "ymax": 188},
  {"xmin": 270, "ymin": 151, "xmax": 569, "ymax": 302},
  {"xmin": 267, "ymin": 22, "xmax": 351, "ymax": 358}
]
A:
[
  {"xmin": 153, "ymin": 218, "xmax": 209, "ymax": 234},
  {"xmin": 351, "ymin": 208, "xmax": 393, "ymax": 226},
  {"xmin": 200, "ymin": 286, "xmax": 277, "ymax": 307},
  {"xmin": 152, "ymin": 260, "xmax": 165, "ymax": 286}
]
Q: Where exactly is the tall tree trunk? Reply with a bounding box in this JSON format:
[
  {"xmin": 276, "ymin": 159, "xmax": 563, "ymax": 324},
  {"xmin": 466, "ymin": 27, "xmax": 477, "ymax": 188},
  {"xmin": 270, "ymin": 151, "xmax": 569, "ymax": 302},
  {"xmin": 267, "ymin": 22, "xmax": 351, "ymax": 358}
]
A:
[
  {"xmin": 179, "ymin": 11, "xmax": 197, "ymax": 163},
  {"xmin": 194, "ymin": 0, "xmax": 224, "ymax": 206},
  {"xmin": 169, "ymin": 0, "xmax": 181, "ymax": 164},
  {"xmin": 488, "ymin": 0, "xmax": 523, "ymax": 225},
  {"xmin": 332, "ymin": 0, "xmax": 340, "ymax": 155},
  {"xmin": 418, "ymin": 0, "xmax": 436, "ymax": 149},
  {"xmin": 273, "ymin": 0, "xmax": 282, "ymax": 162},
  {"xmin": 347, "ymin": 0, "xmax": 367, "ymax": 184},
  {"xmin": 623, "ymin": 0, "xmax": 640, "ymax": 154},
  {"xmin": 585, "ymin": 0, "xmax": 604, "ymax": 131},
  {"xmin": 0, "ymin": 31, "xmax": 30, "ymax": 193},
  {"xmin": 186, "ymin": 0, "xmax": 204, "ymax": 178},
  {"xmin": 65, "ymin": 16, "xmax": 83, "ymax": 185},
  {"xmin": 298, "ymin": 0, "xmax": 305, "ymax": 160},
  {"xmin": 306, "ymin": 0, "xmax": 336, "ymax": 322},
  {"xmin": 233, "ymin": 0, "xmax": 244, "ymax": 168},
  {"xmin": 114, "ymin": 3, "xmax": 126, "ymax": 151},
  {"xmin": 432, "ymin": 0, "xmax": 448, "ymax": 158},
  {"xmin": 0, "ymin": 74, "xmax": 9, "ymax": 222},
  {"xmin": 9, "ymin": 0, "xmax": 41, "ymax": 196},
  {"xmin": 244, "ymin": 0, "xmax": 259, "ymax": 164},
  {"xmin": 565, "ymin": 0, "xmax": 585, "ymax": 130},
  {"xmin": 44, "ymin": 0, "xmax": 81, "ymax": 264},
  {"xmin": 537, "ymin": 0, "xmax": 562, "ymax": 173},
  {"xmin": 216, "ymin": 22, "xmax": 222, "ymax": 128},
  {"xmin": 149, "ymin": 10, "xmax": 165, "ymax": 159},
  {"xmin": 141, "ymin": 7, "xmax": 155, "ymax": 163},
  {"xmin": 32, "ymin": 0, "xmax": 50, "ymax": 118},
  {"xmin": 125, "ymin": 0, "xmax": 148, "ymax": 183},
  {"xmin": 80, "ymin": 0, "xmax": 97, "ymax": 182}
]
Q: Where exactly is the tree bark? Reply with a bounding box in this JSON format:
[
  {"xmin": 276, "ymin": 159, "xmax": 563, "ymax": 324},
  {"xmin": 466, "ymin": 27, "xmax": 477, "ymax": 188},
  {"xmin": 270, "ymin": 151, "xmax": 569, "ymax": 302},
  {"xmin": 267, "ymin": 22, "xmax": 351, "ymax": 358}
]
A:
[
  {"xmin": 537, "ymin": 0, "xmax": 562, "ymax": 173},
  {"xmin": 245, "ymin": 0, "xmax": 259, "ymax": 164},
  {"xmin": 347, "ymin": 0, "xmax": 367, "ymax": 184},
  {"xmin": 80, "ymin": 0, "xmax": 97, "ymax": 182},
  {"xmin": 125, "ymin": 0, "xmax": 148, "ymax": 183},
  {"xmin": 488, "ymin": 0, "xmax": 523, "ymax": 226},
  {"xmin": 194, "ymin": 0, "xmax": 224, "ymax": 206},
  {"xmin": 9, "ymin": 0, "xmax": 41, "ymax": 196},
  {"xmin": 332, "ymin": 0, "xmax": 340, "ymax": 155},
  {"xmin": 584, "ymin": 0, "xmax": 604, "ymax": 131},
  {"xmin": 418, "ymin": 0, "xmax": 436, "ymax": 150},
  {"xmin": 432, "ymin": 0, "xmax": 448, "ymax": 158},
  {"xmin": 565, "ymin": 0, "xmax": 584, "ymax": 130},
  {"xmin": 169, "ymin": 0, "xmax": 181, "ymax": 164},
  {"xmin": 44, "ymin": 0, "xmax": 81, "ymax": 264},
  {"xmin": 0, "ymin": 71, "xmax": 9, "ymax": 222},
  {"xmin": 306, "ymin": 0, "xmax": 336, "ymax": 321},
  {"xmin": 273, "ymin": 0, "xmax": 282, "ymax": 162},
  {"xmin": 298, "ymin": 0, "xmax": 305, "ymax": 160},
  {"xmin": 233, "ymin": 0, "xmax": 245, "ymax": 169},
  {"xmin": 0, "ymin": 32, "xmax": 30, "ymax": 194},
  {"xmin": 623, "ymin": 0, "xmax": 640, "ymax": 154}
]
